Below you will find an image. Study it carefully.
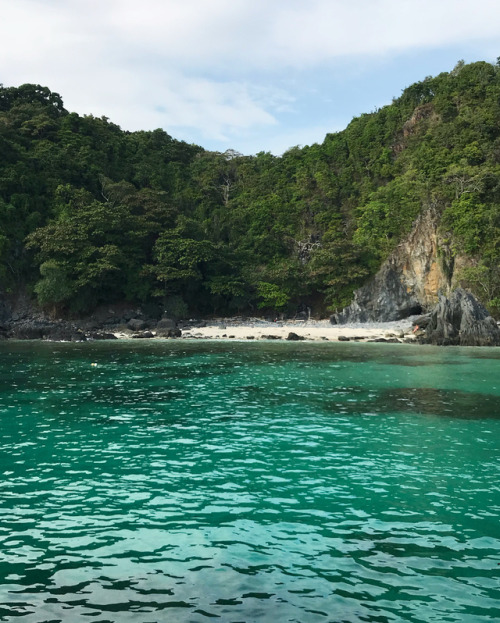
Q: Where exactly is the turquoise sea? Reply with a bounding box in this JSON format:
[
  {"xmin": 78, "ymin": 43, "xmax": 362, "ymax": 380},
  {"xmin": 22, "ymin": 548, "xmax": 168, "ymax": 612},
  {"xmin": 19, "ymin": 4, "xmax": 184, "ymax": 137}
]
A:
[{"xmin": 0, "ymin": 340, "xmax": 499, "ymax": 623}]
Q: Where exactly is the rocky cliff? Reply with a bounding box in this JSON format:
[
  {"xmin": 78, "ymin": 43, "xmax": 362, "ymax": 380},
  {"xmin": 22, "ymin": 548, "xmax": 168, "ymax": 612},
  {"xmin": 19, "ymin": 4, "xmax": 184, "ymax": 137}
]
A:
[
  {"xmin": 419, "ymin": 288, "xmax": 500, "ymax": 346},
  {"xmin": 334, "ymin": 208, "xmax": 455, "ymax": 323}
]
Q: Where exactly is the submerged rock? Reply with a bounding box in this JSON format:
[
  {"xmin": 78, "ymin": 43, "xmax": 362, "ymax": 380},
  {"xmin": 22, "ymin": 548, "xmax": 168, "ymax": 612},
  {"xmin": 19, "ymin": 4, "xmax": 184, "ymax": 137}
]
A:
[{"xmin": 420, "ymin": 289, "xmax": 500, "ymax": 346}]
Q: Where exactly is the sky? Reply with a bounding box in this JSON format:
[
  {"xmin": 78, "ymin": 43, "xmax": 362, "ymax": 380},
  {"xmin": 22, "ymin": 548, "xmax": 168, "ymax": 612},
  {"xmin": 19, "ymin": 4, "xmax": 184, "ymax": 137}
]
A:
[{"xmin": 1, "ymin": 0, "xmax": 499, "ymax": 155}]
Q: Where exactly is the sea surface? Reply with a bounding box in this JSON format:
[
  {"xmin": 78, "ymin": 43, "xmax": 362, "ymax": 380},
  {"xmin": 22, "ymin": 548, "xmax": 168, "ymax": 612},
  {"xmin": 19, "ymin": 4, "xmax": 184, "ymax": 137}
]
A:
[{"xmin": 0, "ymin": 340, "xmax": 499, "ymax": 623}]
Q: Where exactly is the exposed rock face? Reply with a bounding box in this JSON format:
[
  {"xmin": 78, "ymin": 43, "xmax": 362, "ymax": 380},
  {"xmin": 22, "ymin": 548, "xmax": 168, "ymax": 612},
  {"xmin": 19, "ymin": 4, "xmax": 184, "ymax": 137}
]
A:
[
  {"xmin": 0, "ymin": 293, "xmax": 180, "ymax": 341},
  {"xmin": 0, "ymin": 297, "xmax": 11, "ymax": 324},
  {"xmin": 334, "ymin": 261, "xmax": 424, "ymax": 323},
  {"xmin": 9, "ymin": 320, "xmax": 87, "ymax": 341},
  {"xmin": 335, "ymin": 208, "xmax": 452, "ymax": 323},
  {"xmin": 420, "ymin": 288, "xmax": 500, "ymax": 346}
]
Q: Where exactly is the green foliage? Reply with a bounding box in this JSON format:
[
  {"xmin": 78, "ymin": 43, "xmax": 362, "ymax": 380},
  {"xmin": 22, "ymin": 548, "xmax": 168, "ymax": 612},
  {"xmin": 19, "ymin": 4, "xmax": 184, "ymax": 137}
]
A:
[
  {"xmin": 34, "ymin": 260, "xmax": 75, "ymax": 307},
  {"xmin": 152, "ymin": 230, "xmax": 214, "ymax": 285},
  {"xmin": 441, "ymin": 194, "xmax": 489, "ymax": 254},
  {"xmin": 308, "ymin": 233, "xmax": 372, "ymax": 311},
  {"xmin": 162, "ymin": 294, "xmax": 189, "ymax": 320},
  {"xmin": 2, "ymin": 60, "xmax": 500, "ymax": 316},
  {"xmin": 256, "ymin": 282, "xmax": 290, "ymax": 311},
  {"xmin": 456, "ymin": 262, "xmax": 500, "ymax": 318}
]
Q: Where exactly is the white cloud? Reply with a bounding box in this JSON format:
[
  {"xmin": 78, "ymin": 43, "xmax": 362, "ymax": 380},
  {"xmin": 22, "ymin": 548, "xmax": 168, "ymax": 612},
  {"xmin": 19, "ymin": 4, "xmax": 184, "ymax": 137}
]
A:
[
  {"xmin": 127, "ymin": 75, "xmax": 280, "ymax": 141},
  {"xmin": 266, "ymin": 1, "xmax": 500, "ymax": 65},
  {"xmin": 1, "ymin": 0, "xmax": 499, "ymax": 153},
  {"xmin": 25, "ymin": 0, "xmax": 496, "ymax": 69}
]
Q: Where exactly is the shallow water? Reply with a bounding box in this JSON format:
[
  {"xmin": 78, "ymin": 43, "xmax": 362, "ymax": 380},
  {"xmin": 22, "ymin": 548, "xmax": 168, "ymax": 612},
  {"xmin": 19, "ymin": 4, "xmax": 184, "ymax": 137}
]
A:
[{"xmin": 0, "ymin": 340, "xmax": 499, "ymax": 622}]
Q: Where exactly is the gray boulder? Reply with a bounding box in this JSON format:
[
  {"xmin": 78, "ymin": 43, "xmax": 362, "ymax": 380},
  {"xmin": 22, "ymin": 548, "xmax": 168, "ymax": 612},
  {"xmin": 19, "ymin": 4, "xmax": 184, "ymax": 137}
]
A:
[
  {"xmin": 157, "ymin": 328, "xmax": 182, "ymax": 338},
  {"xmin": 412, "ymin": 314, "xmax": 432, "ymax": 329},
  {"xmin": 131, "ymin": 331, "xmax": 154, "ymax": 339},
  {"xmin": 87, "ymin": 332, "xmax": 118, "ymax": 340},
  {"xmin": 420, "ymin": 289, "xmax": 500, "ymax": 346},
  {"xmin": 8, "ymin": 320, "xmax": 87, "ymax": 341},
  {"xmin": 10, "ymin": 321, "xmax": 60, "ymax": 340},
  {"xmin": 155, "ymin": 318, "xmax": 178, "ymax": 337},
  {"xmin": 9, "ymin": 322, "xmax": 46, "ymax": 340},
  {"xmin": 127, "ymin": 318, "xmax": 146, "ymax": 331},
  {"xmin": 286, "ymin": 332, "xmax": 305, "ymax": 341}
]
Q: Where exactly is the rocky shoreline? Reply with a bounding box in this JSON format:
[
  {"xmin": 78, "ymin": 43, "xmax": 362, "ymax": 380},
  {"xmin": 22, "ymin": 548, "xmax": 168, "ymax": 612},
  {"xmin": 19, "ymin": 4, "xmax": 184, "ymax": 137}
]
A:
[
  {"xmin": 0, "ymin": 313, "xmax": 418, "ymax": 344},
  {"xmin": 0, "ymin": 296, "xmax": 417, "ymax": 343},
  {"xmin": 1, "ymin": 289, "xmax": 499, "ymax": 346}
]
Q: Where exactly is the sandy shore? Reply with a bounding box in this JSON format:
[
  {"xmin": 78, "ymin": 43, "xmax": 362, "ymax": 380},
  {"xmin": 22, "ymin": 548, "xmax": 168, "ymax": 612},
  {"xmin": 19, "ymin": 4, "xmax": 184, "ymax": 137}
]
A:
[{"xmin": 157, "ymin": 317, "xmax": 418, "ymax": 343}]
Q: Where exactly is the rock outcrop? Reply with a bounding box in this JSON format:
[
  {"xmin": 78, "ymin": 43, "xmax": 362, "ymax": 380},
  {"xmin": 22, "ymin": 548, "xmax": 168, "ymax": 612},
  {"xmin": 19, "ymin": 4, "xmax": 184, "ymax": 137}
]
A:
[
  {"xmin": 127, "ymin": 318, "xmax": 147, "ymax": 331},
  {"xmin": 419, "ymin": 288, "xmax": 500, "ymax": 346},
  {"xmin": 155, "ymin": 318, "xmax": 179, "ymax": 337},
  {"xmin": 286, "ymin": 332, "xmax": 305, "ymax": 341},
  {"xmin": 334, "ymin": 208, "xmax": 453, "ymax": 323}
]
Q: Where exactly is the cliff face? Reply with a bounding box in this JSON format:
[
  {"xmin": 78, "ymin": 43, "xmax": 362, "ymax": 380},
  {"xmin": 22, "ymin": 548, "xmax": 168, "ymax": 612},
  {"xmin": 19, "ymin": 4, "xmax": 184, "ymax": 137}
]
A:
[
  {"xmin": 335, "ymin": 209, "xmax": 454, "ymax": 323},
  {"xmin": 419, "ymin": 288, "xmax": 500, "ymax": 346}
]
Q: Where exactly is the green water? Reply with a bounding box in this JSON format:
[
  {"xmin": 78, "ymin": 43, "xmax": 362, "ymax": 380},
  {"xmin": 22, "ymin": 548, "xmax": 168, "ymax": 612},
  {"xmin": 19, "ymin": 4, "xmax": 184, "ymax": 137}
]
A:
[{"xmin": 0, "ymin": 340, "xmax": 499, "ymax": 623}]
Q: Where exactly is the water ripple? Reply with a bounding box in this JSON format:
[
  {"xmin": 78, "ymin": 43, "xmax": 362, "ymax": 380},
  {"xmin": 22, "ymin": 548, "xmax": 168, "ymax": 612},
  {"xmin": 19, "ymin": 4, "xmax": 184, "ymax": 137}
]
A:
[{"xmin": 0, "ymin": 341, "xmax": 499, "ymax": 622}]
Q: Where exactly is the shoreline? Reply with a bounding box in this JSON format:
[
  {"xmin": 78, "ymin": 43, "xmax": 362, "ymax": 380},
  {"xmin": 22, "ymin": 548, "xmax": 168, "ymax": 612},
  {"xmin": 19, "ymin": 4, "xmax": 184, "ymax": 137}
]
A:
[{"xmin": 114, "ymin": 317, "xmax": 418, "ymax": 343}]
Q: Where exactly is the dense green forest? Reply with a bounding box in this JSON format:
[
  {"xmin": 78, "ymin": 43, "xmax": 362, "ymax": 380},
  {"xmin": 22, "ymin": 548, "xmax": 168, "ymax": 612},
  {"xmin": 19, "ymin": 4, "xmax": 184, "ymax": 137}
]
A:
[{"xmin": 1, "ymin": 59, "xmax": 499, "ymax": 318}]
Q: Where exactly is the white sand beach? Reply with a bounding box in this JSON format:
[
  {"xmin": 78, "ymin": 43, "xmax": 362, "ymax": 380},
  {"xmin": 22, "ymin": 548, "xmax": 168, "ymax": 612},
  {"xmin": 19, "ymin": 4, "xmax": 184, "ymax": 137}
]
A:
[{"xmin": 172, "ymin": 317, "xmax": 418, "ymax": 342}]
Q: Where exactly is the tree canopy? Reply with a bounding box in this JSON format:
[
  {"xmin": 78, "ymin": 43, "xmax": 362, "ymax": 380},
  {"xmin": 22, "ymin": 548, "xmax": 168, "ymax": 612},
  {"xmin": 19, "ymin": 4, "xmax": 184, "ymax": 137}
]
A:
[{"xmin": 2, "ymin": 59, "xmax": 500, "ymax": 318}]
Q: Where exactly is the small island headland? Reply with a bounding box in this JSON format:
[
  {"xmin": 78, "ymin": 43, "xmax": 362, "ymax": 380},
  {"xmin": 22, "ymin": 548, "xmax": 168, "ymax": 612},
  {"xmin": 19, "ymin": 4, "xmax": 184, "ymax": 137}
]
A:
[{"xmin": 1, "ymin": 64, "xmax": 500, "ymax": 344}]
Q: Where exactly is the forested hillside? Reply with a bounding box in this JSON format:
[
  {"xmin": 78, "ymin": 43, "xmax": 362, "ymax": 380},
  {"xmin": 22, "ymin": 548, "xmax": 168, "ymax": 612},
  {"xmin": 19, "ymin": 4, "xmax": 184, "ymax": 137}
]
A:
[{"xmin": 1, "ymin": 59, "xmax": 499, "ymax": 318}]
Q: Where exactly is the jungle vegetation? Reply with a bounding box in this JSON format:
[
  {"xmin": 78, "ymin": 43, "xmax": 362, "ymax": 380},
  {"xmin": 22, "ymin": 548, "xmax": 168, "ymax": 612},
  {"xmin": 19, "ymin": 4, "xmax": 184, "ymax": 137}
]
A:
[{"xmin": 1, "ymin": 59, "xmax": 499, "ymax": 318}]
